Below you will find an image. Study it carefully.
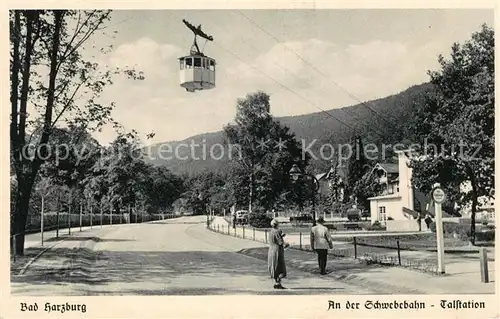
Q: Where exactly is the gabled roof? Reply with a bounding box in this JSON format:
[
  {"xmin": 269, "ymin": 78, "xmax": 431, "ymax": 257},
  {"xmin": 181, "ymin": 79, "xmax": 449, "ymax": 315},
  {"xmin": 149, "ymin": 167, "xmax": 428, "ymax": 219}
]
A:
[
  {"xmin": 325, "ymin": 165, "xmax": 348, "ymax": 180},
  {"xmin": 316, "ymin": 164, "xmax": 348, "ymax": 182},
  {"xmin": 373, "ymin": 163, "xmax": 399, "ymax": 174},
  {"xmin": 315, "ymin": 172, "xmax": 328, "ymax": 181}
]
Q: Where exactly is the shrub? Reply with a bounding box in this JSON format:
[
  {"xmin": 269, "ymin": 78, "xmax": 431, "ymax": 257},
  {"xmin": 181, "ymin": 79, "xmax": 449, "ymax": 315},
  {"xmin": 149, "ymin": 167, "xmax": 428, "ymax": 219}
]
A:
[
  {"xmin": 429, "ymin": 221, "xmax": 436, "ymax": 232},
  {"xmin": 476, "ymin": 230, "xmax": 495, "ymax": 242},
  {"xmin": 387, "ymin": 216, "xmax": 394, "ymax": 220},
  {"xmin": 248, "ymin": 213, "xmax": 272, "ymax": 228},
  {"xmin": 430, "ymin": 221, "xmax": 495, "ymax": 242},
  {"xmin": 365, "ymin": 220, "xmax": 386, "ymax": 231}
]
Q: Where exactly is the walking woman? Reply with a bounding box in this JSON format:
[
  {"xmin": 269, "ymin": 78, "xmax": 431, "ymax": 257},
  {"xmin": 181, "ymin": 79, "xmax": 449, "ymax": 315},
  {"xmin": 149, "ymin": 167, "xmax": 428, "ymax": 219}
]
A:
[{"xmin": 268, "ymin": 219, "xmax": 288, "ymax": 289}]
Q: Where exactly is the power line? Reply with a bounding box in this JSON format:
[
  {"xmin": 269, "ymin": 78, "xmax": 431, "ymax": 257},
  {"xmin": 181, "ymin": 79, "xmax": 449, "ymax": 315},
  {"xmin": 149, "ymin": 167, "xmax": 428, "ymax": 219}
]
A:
[
  {"xmin": 235, "ymin": 10, "xmax": 402, "ymax": 132},
  {"xmin": 204, "ymin": 21, "xmax": 386, "ymax": 140},
  {"xmin": 170, "ymin": 11, "xmax": 387, "ymax": 142},
  {"xmin": 212, "ymin": 41, "xmax": 373, "ymax": 136}
]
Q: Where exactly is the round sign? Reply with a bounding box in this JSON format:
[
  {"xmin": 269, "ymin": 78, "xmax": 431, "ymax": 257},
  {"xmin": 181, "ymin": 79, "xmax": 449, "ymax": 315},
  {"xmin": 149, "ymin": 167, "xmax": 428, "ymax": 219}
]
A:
[{"xmin": 432, "ymin": 188, "xmax": 446, "ymax": 204}]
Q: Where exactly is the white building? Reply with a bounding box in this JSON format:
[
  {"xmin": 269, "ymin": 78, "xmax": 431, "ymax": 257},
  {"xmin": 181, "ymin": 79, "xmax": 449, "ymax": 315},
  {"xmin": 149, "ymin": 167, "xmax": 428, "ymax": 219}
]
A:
[
  {"xmin": 368, "ymin": 149, "xmax": 495, "ymax": 230},
  {"xmin": 368, "ymin": 150, "xmax": 418, "ymax": 231}
]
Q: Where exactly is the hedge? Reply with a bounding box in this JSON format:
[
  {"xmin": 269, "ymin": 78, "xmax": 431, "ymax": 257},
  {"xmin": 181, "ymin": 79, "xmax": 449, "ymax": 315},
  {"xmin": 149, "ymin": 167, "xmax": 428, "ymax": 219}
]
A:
[
  {"xmin": 248, "ymin": 213, "xmax": 273, "ymax": 228},
  {"xmin": 430, "ymin": 221, "xmax": 495, "ymax": 242},
  {"xmin": 363, "ymin": 220, "xmax": 387, "ymax": 231}
]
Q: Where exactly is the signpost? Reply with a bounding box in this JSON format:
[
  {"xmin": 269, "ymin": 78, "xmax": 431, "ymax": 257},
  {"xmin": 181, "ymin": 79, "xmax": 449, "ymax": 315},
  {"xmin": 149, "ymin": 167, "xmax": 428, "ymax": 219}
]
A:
[{"xmin": 432, "ymin": 184, "xmax": 446, "ymax": 274}]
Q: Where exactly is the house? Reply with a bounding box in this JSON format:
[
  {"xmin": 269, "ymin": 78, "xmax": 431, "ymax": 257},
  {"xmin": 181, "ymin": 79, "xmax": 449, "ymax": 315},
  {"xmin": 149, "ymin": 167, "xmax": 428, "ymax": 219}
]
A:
[
  {"xmin": 368, "ymin": 149, "xmax": 495, "ymax": 231},
  {"xmin": 315, "ymin": 162, "xmax": 348, "ymax": 202},
  {"xmin": 368, "ymin": 150, "xmax": 417, "ymax": 229},
  {"xmin": 371, "ymin": 163, "xmax": 400, "ymax": 195}
]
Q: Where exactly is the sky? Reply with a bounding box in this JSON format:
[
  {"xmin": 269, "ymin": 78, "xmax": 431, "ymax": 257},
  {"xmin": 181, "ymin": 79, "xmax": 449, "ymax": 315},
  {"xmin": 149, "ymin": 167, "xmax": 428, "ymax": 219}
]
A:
[{"xmin": 88, "ymin": 9, "xmax": 493, "ymax": 146}]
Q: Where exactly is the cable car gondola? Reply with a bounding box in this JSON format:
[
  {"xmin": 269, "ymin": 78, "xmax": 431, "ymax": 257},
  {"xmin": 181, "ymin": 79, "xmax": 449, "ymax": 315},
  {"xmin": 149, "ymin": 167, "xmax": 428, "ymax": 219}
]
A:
[{"xmin": 179, "ymin": 19, "xmax": 216, "ymax": 93}]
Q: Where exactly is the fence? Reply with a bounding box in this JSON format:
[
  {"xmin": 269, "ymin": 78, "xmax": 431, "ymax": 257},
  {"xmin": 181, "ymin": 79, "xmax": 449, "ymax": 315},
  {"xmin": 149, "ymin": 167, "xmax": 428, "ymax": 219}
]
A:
[
  {"xmin": 207, "ymin": 221, "xmax": 441, "ymax": 273},
  {"xmin": 10, "ymin": 212, "xmax": 178, "ymax": 262}
]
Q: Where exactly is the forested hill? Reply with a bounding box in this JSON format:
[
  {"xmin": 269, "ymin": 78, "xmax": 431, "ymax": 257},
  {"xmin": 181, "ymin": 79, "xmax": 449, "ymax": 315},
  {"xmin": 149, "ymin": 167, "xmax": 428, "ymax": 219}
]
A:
[{"xmin": 144, "ymin": 82, "xmax": 434, "ymax": 176}]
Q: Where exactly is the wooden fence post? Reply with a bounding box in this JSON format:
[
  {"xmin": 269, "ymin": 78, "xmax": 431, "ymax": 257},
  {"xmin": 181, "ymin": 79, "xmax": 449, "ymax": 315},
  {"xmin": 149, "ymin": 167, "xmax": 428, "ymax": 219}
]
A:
[
  {"xmin": 353, "ymin": 237, "xmax": 357, "ymax": 259},
  {"xmin": 397, "ymin": 240, "xmax": 401, "ymax": 266},
  {"xmin": 480, "ymin": 247, "xmax": 489, "ymax": 283}
]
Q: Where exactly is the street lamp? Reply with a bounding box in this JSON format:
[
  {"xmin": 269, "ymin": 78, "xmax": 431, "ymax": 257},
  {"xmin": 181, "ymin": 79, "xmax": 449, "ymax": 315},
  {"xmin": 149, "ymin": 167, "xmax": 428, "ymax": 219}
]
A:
[
  {"xmin": 289, "ymin": 164, "xmax": 320, "ymax": 226},
  {"xmin": 199, "ymin": 193, "xmax": 209, "ymax": 227}
]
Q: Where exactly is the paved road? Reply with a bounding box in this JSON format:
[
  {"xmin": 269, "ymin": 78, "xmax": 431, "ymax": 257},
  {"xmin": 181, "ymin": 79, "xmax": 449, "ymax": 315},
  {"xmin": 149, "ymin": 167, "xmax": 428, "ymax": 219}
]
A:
[{"xmin": 12, "ymin": 216, "xmax": 375, "ymax": 295}]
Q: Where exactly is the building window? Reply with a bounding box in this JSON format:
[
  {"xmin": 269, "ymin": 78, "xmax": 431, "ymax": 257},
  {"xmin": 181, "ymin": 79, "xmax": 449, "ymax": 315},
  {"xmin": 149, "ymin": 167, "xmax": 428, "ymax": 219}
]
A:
[{"xmin": 378, "ymin": 207, "xmax": 387, "ymax": 222}]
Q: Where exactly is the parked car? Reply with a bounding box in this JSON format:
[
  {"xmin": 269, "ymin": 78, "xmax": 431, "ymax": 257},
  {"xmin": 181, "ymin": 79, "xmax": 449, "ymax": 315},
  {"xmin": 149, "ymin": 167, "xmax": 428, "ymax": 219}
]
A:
[{"xmin": 235, "ymin": 210, "xmax": 248, "ymax": 223}]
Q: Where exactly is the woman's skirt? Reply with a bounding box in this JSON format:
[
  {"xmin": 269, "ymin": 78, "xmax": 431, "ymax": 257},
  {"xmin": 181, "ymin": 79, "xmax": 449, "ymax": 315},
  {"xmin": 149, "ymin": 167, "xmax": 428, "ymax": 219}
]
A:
[{"xmin": 268, "ymin": 245, "xmax": 287, "ymax": 280}]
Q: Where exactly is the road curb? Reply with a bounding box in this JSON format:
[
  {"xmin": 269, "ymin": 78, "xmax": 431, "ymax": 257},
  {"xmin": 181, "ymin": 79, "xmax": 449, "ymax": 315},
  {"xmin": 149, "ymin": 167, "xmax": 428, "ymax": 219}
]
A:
[
  {"xmin": 18, "ymin": 236, "xmax": 70, "ymax": 275},
  {"xmin": 16, "ymin": 226, "xmax": 109, "ymax": 276}
]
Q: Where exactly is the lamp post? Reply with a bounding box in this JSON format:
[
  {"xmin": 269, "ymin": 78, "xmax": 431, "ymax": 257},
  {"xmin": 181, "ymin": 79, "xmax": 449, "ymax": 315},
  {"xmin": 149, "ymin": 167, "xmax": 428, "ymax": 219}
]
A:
[
  {"xmin": 289, "ymin": 164, "xmax": 320, "ymax": 226},
  {"xmin": 199, "ymin": 193, "xmax": 209, "ymax": 227}
]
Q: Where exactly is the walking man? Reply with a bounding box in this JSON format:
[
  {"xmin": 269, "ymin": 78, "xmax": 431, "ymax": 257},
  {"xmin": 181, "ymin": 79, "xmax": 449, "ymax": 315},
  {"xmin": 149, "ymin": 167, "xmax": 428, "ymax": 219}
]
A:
[{"xmin": 310, "ymin": 217, "xmax": 333, "ymax": 275}]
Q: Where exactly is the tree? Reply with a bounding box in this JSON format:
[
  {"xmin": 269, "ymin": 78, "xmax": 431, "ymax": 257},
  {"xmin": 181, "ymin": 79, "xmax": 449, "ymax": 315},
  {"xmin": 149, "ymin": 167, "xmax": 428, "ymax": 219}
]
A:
[
  {"xmin": 345, "ymin": 135, "xmax": 370, "ymax": 200},
  {"xmin": 223, "ymin": 91, "xmax": 308, "ymax": 213},
  {"xmin": 10, "ymin": 10, "xmax": 144, "ymax": 254},
  {"xmin": 223, "ymin": 91, "xmax": 273, "ymax": 213},
  {"xmin": 352, "ymin": 168, "xmax": 382, "ymax": 214},
  {"xmin": 37, "ymin": 125, "xmax": 102, "ymax": 216},
  {"xmin": 85, "ymin": 131, "xmax": 145, "ymax": 215},
  {"xmin": 180, "ymin": 171, "xmax": 225, "ymax": 215},
  {"xmin": 143, "ymin": 166, "xmax": 184, "ymax": 214},
  {"xmin": 328, "ymin": 165, "xmax": 344, "ymax": 214},
  {"xmin": 408, "ymin": 24, "xmax": 494, "ymax": 244}
]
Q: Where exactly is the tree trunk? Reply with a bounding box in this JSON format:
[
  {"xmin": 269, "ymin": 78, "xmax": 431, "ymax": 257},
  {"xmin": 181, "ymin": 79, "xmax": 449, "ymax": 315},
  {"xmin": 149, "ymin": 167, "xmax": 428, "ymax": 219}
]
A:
[
  {"xmin": 10, "ymin": 11, "xmax": 21, "ymax": 172},
  {"xmin": 12, "ymin": 177, "xmax": 35, "ymax": 255},
  {"xmin": 470, "ymin": 197, "xmax": 478, "ymax": 245},
  {"xmin": 10, "ymin": 11, "xmax": 64, "ymax": 256},
  {"xmin": 114, "ymin": 202, "xmax": 120, "ymax": 216},
  {"xmin": 466, "ymin": 164, "xmax": 478, "ymax": 245},
  {"xmin": 248, "ymin": 171, "xmax": 254, "ymax": 214}
]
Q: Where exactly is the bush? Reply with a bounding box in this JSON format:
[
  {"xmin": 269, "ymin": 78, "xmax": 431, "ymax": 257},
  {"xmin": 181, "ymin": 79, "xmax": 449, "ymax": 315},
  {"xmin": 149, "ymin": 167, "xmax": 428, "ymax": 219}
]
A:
[
  {"xmin": 476, "ymin": 230, "xmax": 495, "ymax": 242},
  {"xmin": 365, "ymin": 220, "xmax": 386, "ymax": 231},
  {"xmin": 248, "ymin": 213, "xmax": 272, "ymax": 228},
  {"xmin": 387, "ymin": 216, "xmax": 394, "ymax": 220},
  {"xmin": 429, "ymin": 221, "xmax": 495, "ymax": 242},
  {"xmin": 429, "ymin": 221, "xmax": 436, "ymax": 232}
]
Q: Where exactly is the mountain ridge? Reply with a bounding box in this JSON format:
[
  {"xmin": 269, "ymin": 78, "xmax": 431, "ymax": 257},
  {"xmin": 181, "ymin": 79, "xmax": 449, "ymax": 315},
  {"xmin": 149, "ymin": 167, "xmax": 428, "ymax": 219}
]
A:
[{"xmin": 144, "ymin": 82, "xmax": 433, "ymax": 176}]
